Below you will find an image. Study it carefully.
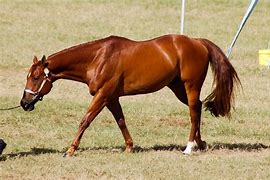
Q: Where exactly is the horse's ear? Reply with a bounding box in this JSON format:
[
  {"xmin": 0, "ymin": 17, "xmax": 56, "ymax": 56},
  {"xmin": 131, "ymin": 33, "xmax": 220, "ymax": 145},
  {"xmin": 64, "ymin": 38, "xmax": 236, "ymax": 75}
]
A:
[
  {"xmin": 41, "ymin": 55, "xmax": 47, "ymax": 66},
  {"xmin": 33, "ymin": 56, "xmax": 38, "ymax": 64}
]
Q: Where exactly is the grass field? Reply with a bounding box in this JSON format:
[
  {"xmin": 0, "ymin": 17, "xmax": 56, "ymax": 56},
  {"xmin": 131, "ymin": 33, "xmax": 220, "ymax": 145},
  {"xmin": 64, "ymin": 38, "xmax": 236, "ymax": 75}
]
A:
[{"xmin": 0, "ymin": 0, "xmax": 270, "ymax": 179}]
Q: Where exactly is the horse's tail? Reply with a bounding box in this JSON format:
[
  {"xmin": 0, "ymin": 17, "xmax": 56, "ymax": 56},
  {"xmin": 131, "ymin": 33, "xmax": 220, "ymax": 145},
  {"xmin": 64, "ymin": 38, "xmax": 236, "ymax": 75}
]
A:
[{"xmin": 199, "ymin": 39, "xmax": 241, "ymax": 118}]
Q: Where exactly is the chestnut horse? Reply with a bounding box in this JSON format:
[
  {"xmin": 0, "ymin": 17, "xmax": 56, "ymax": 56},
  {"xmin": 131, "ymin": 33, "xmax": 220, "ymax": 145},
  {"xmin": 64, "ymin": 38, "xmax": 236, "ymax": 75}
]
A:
[{"xmin": 20, "ymin": 34, "xmax": 240, "ymax": 156}]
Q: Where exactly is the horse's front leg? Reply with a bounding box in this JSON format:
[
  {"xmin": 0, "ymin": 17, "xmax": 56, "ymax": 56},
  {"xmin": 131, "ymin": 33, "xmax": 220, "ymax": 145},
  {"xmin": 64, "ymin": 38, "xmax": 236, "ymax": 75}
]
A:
[
  {"xmin": 106, "ymin": 98, "xmax": 133, "ymax": 153},
  {"xmin": 64, "ymin": 92, "xmax": 107, "ymax": 157}
]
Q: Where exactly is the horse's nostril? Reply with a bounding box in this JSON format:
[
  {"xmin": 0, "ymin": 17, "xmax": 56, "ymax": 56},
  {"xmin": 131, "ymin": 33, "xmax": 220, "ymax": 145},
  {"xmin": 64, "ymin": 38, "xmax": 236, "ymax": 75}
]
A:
[
  {"xmin": 20, "ymin": 99, "xmax": 25, "ymax": 106},
  {"xmin": 20, "ymin": 99, "xmax": 29, "ymax": 109},
  {"xmin": 20, "ymin": 99, "xmax": 35, "ymax": 111}
]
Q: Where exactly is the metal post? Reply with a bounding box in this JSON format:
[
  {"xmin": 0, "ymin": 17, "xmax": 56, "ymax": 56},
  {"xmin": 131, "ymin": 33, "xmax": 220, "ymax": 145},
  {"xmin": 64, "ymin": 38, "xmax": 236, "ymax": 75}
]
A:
[
  {"xmin": 180, "ymin": 0, "xmax": 185, "ymax": 34},
  {"xmin": 227, "ymin": 0, "xmax": 258, "ymax": 58}
]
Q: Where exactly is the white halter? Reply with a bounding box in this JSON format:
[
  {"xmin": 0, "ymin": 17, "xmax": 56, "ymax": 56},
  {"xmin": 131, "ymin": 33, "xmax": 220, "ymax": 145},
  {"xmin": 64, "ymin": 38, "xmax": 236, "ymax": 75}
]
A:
[{"xmin": 24, "ymin": 68, "xmax": 51, "ymax": 97}]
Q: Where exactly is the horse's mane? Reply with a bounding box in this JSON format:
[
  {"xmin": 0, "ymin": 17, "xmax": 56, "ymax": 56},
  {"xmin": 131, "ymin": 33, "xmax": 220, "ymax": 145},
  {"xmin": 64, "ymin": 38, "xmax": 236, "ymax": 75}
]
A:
[
  {"xmin": 47, "ymin": 36, "xmax": 124, "ymax": 59},
  {"xmin": 47, "ymin": 35, "xmax": 173, "ymax": 61}
]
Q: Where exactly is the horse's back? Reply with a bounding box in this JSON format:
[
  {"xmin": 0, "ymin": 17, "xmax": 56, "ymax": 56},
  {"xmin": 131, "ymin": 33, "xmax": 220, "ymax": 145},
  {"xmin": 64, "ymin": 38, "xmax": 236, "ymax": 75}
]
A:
[
  {"xmin": 112, "ymin": 35, "xmax": 180, "ymax": 95},
  {"xmin": 98, "ymin": 35, "xmax": 209, "ymax": 96}
]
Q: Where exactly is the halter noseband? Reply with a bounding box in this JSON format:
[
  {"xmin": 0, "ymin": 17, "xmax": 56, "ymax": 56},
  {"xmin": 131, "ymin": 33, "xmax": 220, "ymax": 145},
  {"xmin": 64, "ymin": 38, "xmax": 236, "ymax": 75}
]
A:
[{"xmin": 24, "ymin": 68, "xmax": 51, "ymax": 101}]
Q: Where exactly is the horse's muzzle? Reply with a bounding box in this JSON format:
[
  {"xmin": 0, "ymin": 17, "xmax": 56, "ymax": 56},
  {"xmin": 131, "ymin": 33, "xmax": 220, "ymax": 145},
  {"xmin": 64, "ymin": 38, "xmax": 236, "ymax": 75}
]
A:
[{"xmin": 20, "ymin": 99, "xmax": 35, "ymax": 111}]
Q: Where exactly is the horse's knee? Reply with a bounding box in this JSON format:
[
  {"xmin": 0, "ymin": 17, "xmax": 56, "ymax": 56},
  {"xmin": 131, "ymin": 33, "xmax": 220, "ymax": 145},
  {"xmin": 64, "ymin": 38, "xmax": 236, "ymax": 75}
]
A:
[{"xmin": 117, "ymin": 118, "xmax": 126, "ymax": 128}]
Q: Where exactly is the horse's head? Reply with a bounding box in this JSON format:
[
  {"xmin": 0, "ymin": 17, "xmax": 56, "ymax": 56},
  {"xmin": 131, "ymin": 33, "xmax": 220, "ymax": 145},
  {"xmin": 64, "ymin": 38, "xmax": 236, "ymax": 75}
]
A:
[{"xmin": 20, "ymin": 55, "xmax": 53, "ymax": 111}]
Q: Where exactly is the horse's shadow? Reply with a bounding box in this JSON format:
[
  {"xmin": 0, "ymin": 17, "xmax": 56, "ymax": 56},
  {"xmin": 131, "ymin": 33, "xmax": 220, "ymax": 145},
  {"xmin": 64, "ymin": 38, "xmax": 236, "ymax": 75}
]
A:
[
  {"xmin": 1, "ymin": 142, "xmax": 269, "ymax": 161},
  {"xmin": 0, "ymin": 147, "xmax": 62, "ymax": 161}
]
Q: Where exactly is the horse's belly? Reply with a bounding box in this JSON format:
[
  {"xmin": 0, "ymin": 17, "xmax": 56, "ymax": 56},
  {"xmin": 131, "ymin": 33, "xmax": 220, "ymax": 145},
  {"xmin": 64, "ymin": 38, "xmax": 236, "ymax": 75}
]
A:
[
  {"xmin": 121, "ymin": 41, "xmax": 179, "ymax": 95},
  {"xmin": 123, "ymin": 63, "xmax": 177, "ymax": 95}
]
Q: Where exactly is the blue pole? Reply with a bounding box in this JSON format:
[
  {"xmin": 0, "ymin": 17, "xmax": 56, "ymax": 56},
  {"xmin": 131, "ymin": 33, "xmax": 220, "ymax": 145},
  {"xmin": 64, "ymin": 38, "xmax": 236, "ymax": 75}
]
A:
[{"xmin": 227, "ymin": 0, "xmax": 259, "ymax": 58}]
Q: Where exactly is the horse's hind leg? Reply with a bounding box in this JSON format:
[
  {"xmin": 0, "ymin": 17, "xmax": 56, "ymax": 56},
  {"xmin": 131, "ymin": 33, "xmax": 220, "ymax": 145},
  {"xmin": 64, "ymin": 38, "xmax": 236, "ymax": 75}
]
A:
[
  {"xmin": 107, "ymin": 98, "xmax": 133, "ymax": 153},
  {"xmin": 168, "ymin": 79, "xmax": 206, "ymax": 154},
  {"xmin": 183, "ymin": 82, "xmax": 207, "ymax": 154},
  {"xmin": 167, "ymin": 78, "xmax": 188, "ymax": 105}
]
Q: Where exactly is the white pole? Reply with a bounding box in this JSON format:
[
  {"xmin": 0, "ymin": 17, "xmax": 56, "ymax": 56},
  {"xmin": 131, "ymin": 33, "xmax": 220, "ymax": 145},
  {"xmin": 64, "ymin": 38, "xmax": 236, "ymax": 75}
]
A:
[
  {"xmin": 227, "ymin": 0, "xmax": 258, "ymax": 58},
  {"xmin": 180, "ymin": 0, "xmax": 185, "ymax": 34}
]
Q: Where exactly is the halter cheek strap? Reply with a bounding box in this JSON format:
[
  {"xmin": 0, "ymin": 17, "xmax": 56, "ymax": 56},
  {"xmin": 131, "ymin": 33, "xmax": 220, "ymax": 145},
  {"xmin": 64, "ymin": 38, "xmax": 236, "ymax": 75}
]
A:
[
  {"xmin": 24, "ymin": 89, "xmax": 36, "ymax": 95},
  {"xmin": 24, "ymin": 68, "xmax": 51, "ymax": 98}
]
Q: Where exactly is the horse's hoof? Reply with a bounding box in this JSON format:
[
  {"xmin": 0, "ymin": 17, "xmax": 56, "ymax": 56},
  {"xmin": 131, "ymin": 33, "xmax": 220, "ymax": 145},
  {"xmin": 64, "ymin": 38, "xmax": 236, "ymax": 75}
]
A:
[
  {"xmin": 63, "ymin": 152, "xmax": 74, "ymax": 158},
  {"xmin": 182, "ymin": 151, "xmax": 191, "ymax": 155},
  {"xmin": 182, "ymin": 141, "xmax": 194, "ymax": 155},
  {"xmin": 63, "ymin": 149, "xmax": 75, "ymax": 157},
  {"xmin": 124, "ymin": 147, "xmax": 133, "ymax": 153},
  {"xmin": 199, "ymin": 141, "xmax": 208, "ymax": 151},
  {"xmin": 63, "ymin": 152, "xmax": 69, "ymax": 158},
  {"xmin": 182, "ymin": 149, "xmax": 192, "ymax": 155}
]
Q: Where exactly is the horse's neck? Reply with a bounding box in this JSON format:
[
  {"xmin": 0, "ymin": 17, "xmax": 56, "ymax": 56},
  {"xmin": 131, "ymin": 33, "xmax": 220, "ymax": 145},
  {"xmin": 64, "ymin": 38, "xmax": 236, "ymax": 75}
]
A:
[{"xmin": 47, "ymin": 44, "xmax": 99, "ymax": 83}]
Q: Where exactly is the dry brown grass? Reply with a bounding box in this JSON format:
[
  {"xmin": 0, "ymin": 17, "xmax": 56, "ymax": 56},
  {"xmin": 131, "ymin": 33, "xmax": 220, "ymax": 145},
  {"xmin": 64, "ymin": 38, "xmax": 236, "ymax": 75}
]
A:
[{"xmin": 0, "ymin": 0, "xmax": 270, "ymax": 179}]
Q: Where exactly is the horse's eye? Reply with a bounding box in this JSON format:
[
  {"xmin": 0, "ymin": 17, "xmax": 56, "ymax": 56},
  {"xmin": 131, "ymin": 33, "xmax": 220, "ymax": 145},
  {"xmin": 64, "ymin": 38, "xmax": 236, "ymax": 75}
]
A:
[{"xmin": 33, "ymin": 76, "xmax": 39, "ymax": 81}]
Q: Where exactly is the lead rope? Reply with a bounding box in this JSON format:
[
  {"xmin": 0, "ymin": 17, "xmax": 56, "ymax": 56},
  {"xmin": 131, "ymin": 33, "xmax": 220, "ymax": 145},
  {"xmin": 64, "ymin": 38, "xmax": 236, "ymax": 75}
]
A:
[{"xmin": 0, "ymin": 105, "xmax": 21, "ymax": 111}]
